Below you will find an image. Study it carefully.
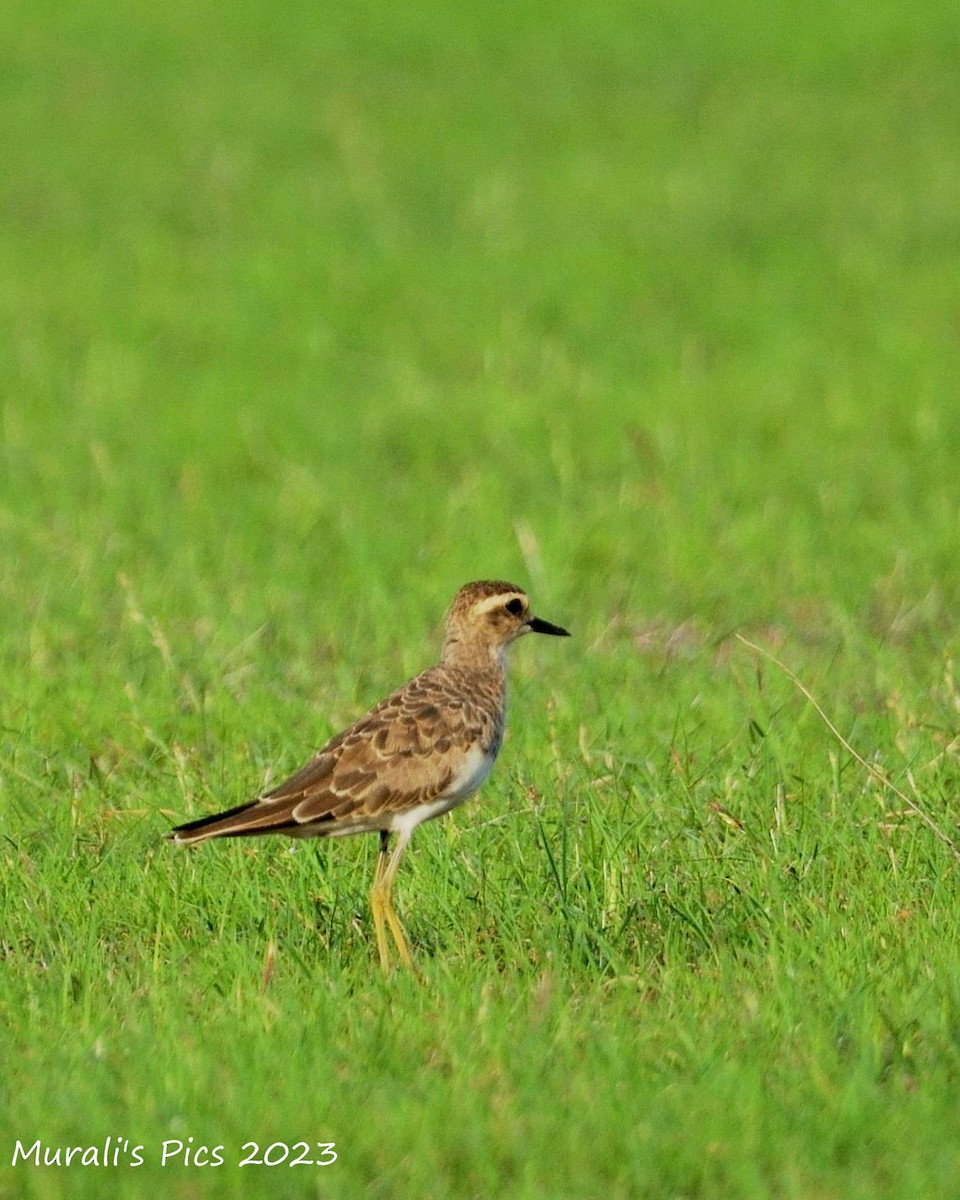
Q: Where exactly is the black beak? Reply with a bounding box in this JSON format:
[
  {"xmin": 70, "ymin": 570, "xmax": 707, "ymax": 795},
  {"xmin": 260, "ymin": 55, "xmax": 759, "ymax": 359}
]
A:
[{"xmin": 527, "ymin": 615, "xmax": 570, "ymax": 637}]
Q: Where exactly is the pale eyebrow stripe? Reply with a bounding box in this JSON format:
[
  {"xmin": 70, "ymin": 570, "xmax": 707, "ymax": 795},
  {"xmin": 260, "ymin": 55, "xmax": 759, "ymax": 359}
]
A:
[{"xmin": 475, "ymin": 592, "xmax": 526, "ymax": 615}]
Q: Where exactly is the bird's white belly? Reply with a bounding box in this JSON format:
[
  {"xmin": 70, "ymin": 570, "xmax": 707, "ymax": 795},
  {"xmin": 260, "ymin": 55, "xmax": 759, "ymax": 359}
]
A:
[
  {"xmin": 388, "ymin": 745, "xmax": 496, "ymax": 837},
  {"xmin": 446, "ymin": 743, "xmax": 496, "ymax": 800}
]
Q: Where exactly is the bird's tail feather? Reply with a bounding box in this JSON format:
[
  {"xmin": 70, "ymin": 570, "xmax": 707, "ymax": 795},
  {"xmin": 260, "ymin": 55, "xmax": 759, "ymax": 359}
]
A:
[{"xmin": 167, "ymin": 800, "xmax": 301, "ymax": 843}]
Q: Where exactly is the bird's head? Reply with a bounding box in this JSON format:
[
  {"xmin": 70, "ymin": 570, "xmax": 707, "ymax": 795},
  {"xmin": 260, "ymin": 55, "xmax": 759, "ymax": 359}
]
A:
[{"xmin": 442, "ymin": 580, "xmax": 570, "ymax": 666}]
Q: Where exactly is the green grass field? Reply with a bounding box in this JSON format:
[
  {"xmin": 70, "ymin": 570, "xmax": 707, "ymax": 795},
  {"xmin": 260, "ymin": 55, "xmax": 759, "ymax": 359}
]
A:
[{"xmin": 3, "ymin": 0, "xmax": 960, "ymax": 1195}]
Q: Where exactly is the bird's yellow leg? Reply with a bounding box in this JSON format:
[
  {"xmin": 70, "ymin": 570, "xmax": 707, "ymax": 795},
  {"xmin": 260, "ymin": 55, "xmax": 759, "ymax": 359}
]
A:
[
  {"xmin": 370, "ymin": 835, "xmax": 392, "ymax": 972},
  {"xmin": 370, "ymin": 829, "xmax": 415, "ymax": 971},
  {"xmin": 383, "ymin": 896, "xmax": 414, "ymax": 969}
]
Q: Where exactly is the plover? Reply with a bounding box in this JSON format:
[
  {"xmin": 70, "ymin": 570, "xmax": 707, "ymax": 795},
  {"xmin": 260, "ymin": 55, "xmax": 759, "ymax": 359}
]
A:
[{"xmin": 168, "ymin": 580, "xmax": 569, "ymax": 970}]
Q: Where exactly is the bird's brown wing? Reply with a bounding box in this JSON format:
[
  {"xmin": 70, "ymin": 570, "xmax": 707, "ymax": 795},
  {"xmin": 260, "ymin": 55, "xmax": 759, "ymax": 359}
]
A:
[{"xmin": 167, "ymin": 665, "xmax": 500, "ymax": 843}]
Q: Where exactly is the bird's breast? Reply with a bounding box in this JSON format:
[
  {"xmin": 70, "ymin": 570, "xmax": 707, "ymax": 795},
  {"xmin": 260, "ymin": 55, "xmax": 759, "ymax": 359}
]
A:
[{"xmin": 446, "ymin": 742, "xmax": 497, "ymax": 800}]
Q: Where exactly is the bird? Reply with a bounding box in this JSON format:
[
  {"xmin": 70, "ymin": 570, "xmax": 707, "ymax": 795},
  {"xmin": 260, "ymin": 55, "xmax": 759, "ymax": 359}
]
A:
[{"xmin": 167, "ymin": 580, "xmax": 570, "ymax": 970}]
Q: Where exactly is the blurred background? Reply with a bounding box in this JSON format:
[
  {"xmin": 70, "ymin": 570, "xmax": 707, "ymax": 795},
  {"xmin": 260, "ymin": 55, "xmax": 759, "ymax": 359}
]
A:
[{"xmin": 2, "ymin": 0, "xmax": 959, "ymax": 728}]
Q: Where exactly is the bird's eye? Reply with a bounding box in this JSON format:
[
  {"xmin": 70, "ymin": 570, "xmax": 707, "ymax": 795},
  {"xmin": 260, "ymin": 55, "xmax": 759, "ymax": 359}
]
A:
[{"xmin": 505, "ymin": 598, "xmax": 524, "ymax": 616}]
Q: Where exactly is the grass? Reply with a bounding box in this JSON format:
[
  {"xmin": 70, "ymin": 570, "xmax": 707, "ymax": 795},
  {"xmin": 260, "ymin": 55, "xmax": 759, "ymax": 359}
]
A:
[{"xmin": 3, "ymin": 0, "xmax": 960, "ymax": 1195}]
